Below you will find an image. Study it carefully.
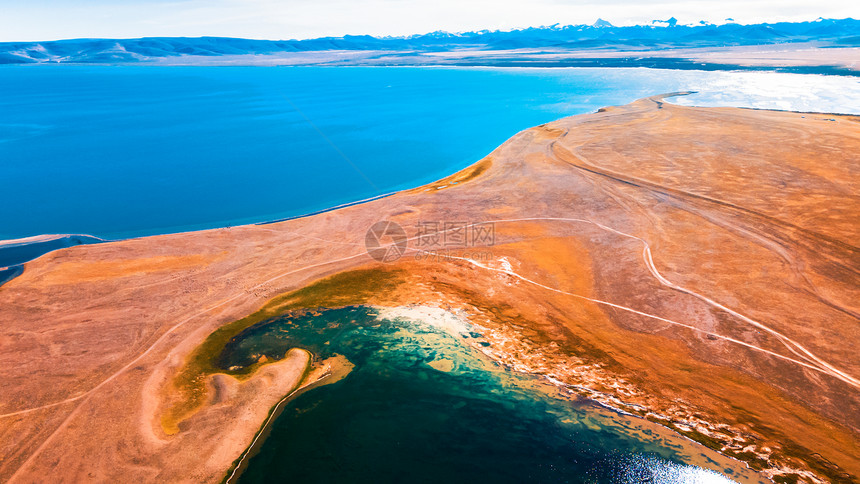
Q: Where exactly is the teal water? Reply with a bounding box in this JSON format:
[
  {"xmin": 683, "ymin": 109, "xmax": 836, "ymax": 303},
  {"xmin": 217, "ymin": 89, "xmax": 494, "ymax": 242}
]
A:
[
  {"xmin": 2, "ymin": 66, "xmax": 857, "ymax": 241},
  {"xmin": 221, "ymin": 307, "xmax": 744, "ymax": 483}
]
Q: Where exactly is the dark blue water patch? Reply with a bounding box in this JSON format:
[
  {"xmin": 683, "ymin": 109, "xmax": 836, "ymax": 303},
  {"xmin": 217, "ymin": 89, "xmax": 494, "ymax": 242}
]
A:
[
  {"xmin": 222, "ymin": 307, "xmax": 738, "ymax": 483},
  {"xmin": 0, "ymin": 264, "xmax": 23, "ymax": 287},
  {"xmin": 0, "ymin": 234, "xmax": 104, "ymax": 267},
  {"xmin": 241, "ymin": 371, "xmax": 644, "ymax": 484}
]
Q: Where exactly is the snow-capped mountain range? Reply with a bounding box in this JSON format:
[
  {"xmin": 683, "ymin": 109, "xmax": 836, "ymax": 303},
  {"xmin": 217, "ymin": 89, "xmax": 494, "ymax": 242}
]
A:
[{"xmin": 1, "ymin": 18, "xmax": 856, "ymax": 65}]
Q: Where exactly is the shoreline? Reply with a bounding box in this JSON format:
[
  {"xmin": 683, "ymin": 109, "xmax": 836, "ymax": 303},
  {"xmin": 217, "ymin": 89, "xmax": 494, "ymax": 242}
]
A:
[
  {"xmin": 6, "ymin": 46, "xmax": 860, "ymax": 77},
  {"xmin": 203, "ymin": 98, "xmax": 860, "ymax": 483},
  {"xmin": 0, "ymin": 234, "xmax": 105, "ymax": 281},
  {"xmin": 223, "ymin": 304, "xmax": 772, "ymax": 484},
  {"xmin": 222, "ymin": 354, "xmax": 353, "ymax": 484},
  {"xmin": 3, "ymin": 62, "xmax": 859, "ymax": 78},
  {"xmin": 2, "ymin": 81, "xmax": 856, "ymax": 283},
  {"xmin": 1, "ymin": 95, "xmax": 857, "ymax": 482}
]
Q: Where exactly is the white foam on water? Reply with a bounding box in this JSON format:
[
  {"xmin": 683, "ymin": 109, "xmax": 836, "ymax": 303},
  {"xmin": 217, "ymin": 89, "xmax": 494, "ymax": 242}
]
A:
[
  {"xmin": 374, "ymin": 305, "xmax": 473, "ymax": 337},
  {"xmin": 620, "ymin": 454, "xmax": 740, "ymax": 484}
]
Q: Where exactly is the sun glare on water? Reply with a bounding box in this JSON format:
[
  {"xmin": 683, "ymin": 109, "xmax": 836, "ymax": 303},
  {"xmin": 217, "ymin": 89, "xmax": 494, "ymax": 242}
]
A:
[{"xmin": 616, "ymin": 454, "xmax": 740, "ymax": 484}]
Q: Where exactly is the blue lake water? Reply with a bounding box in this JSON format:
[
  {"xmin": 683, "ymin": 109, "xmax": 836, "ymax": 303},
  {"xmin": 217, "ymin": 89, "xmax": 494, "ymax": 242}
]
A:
[
  {"xmin": 1, "ymin": 66, "xmax": 857, "ymax": 241},
  {"xmin": 223, "ymin": 306, "xmax": 752, "ymax": 484}
]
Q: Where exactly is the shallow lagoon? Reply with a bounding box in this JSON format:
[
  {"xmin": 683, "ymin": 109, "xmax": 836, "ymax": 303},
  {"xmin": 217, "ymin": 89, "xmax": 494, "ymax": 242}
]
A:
[{"xmin": 221, "ymin": 307, "xmax": 760, "ymax": 483}]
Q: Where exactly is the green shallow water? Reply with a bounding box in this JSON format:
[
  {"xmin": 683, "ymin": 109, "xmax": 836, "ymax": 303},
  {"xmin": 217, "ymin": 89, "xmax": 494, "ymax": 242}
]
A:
[{"xmin": 221, "ymin": 307, "xmax": 748, "ymax": 483}]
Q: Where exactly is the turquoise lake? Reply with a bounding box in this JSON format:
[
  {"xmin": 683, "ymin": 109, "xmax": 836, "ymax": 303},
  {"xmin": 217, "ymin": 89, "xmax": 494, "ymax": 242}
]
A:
[
  {"xmin": 222, "ymin": 306, "xmax": 754, "ymax": 483},
  {"xmin": 1, "ymin": 66, "xmax": 857, "ymax": 240}
]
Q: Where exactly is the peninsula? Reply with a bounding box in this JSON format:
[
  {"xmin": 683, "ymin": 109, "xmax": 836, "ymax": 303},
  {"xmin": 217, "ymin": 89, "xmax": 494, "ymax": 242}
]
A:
[{"xmin": 0, "ymin": 95, "xmax": 857, "ymax": 483}]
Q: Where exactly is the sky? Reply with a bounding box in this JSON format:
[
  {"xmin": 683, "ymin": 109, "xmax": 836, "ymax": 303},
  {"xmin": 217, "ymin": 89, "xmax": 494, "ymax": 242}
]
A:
[{"xmin": 0, "ymin": 0, "xmax": 856, "ymax": 42}]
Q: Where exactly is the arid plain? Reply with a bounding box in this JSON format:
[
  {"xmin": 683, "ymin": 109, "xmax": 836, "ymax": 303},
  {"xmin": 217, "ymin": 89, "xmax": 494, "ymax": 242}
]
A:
[{"xmin": 0, "ymin": 95, "xmax": 857, "ymax": 483}]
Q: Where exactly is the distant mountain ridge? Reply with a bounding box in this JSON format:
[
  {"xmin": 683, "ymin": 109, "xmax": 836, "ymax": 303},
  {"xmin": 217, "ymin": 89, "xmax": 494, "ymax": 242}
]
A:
[{"xmin": 1, "ymin": 18, "xmax": 857, "ymax": 65}]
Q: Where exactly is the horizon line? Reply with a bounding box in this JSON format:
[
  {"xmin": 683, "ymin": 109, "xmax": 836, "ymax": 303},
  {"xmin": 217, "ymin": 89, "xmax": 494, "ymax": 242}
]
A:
[{"xmin": 2, "ymin": 16, "xmax": 854, "ymax": 45}]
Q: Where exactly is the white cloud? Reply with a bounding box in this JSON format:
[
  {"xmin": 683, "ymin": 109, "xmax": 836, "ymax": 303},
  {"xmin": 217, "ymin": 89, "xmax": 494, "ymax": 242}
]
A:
[{"xmin": 0, "ymin": 0, "xmax": 856, "ymax": 41}]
